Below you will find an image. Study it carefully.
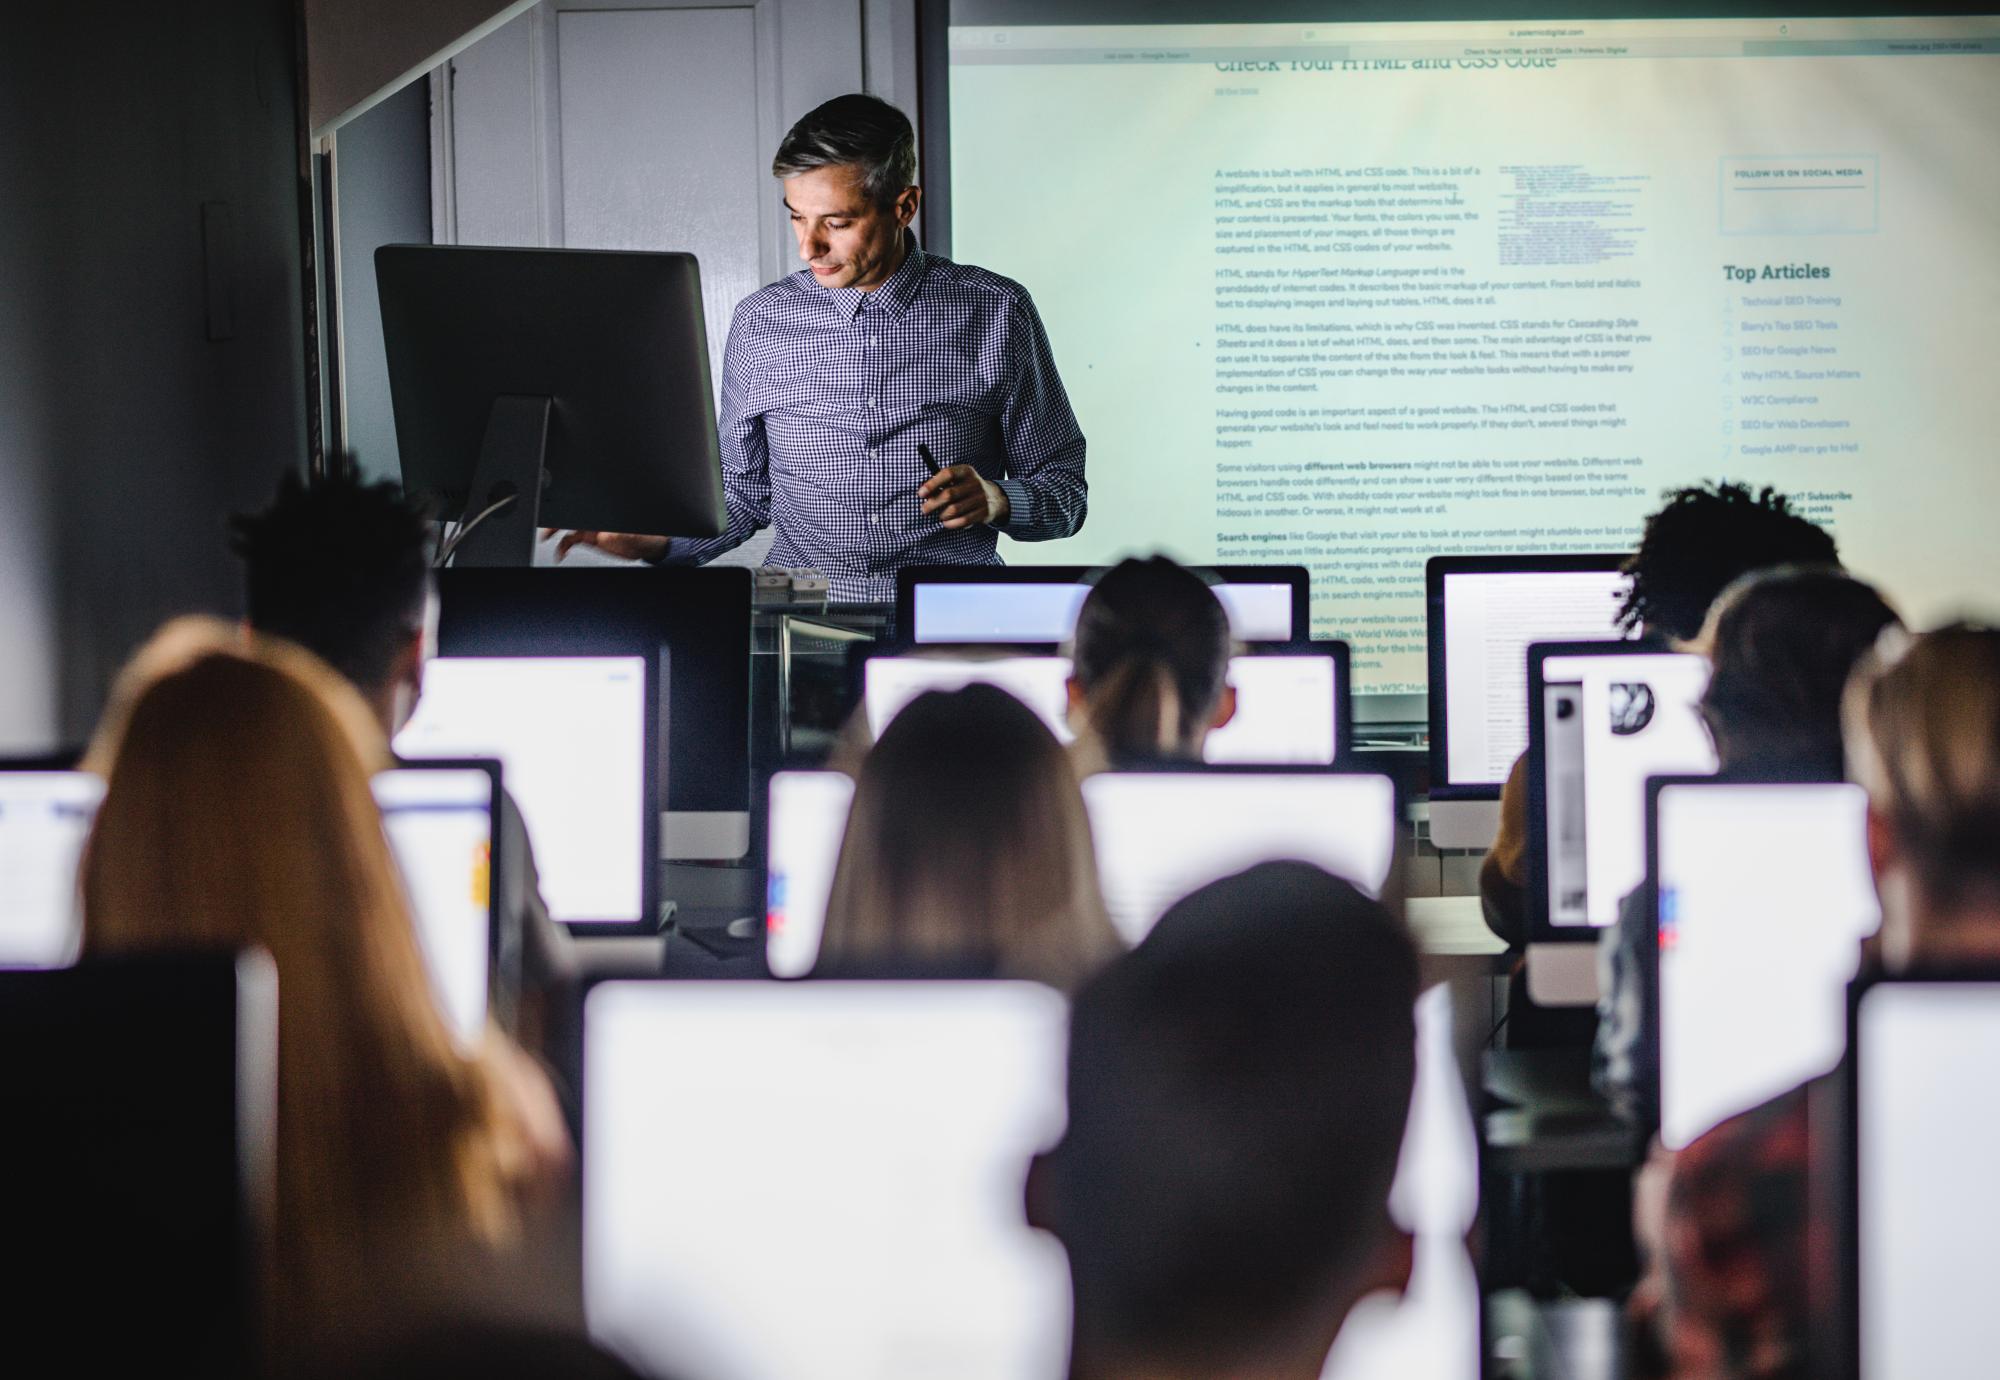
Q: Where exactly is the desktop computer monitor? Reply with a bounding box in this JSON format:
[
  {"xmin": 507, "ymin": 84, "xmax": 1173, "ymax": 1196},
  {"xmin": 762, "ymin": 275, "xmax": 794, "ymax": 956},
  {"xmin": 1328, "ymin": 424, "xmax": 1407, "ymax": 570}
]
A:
[
  {"xmin": 0, "ymin": 766, "xmax": 101, "ymax": 969},
  {"xmin": 396, "ymin": 655, "xmax": 655, "ymax": 931},
  {"xmin": 433, "ymin": 567, "xmax": 751, "ymax": 860},
  {"xmin": 1080, "ymin": 768, "xmax": 1398, "ymax": 943},
  {"xmin": 2, "ymin": 952, "xmax": 277, "ymax": 1372},
  {"xmin": 863, "ymin": 652, "xmax": 1073, "ymax": 742},
  {"xmin": 584, "ymin": 980, "xmax": 1071, "ymax": 1380},
  {"xmin": 1425, "ymin": 555, "xmax": 1632, "ymax": 850},
  {"xmin": 376, "ymin": 244, "xmax": 725, "ymax": 566},
  {"xmin": 1851, "ymin": 976, "xmax": 2000, "ymax": 1379},
  {"xmin": 1322, "ymin": 984, "xmax": 1483, "ymax": 1380},
  {"xmin": 374, "ymin": 762, "xmax": 501, "ymax": 1046},
  {"xmin": 764, "ymin": 770, "xmax": 856, "ymax": 980},
  {"xmin": 896, "ymin": 564, "xmax": 1307, "ymax": 643},
  {"xmin": 1527, "ymin": 643, "xmax": 1715, "ymax": 937},
  {"xmin": 1651, "ymin": 779, "xmax": 1878, "ymax": 1150},
  {"xmin": 860, "ymin": 643, "xmax": 1349, "ymax": 764}
]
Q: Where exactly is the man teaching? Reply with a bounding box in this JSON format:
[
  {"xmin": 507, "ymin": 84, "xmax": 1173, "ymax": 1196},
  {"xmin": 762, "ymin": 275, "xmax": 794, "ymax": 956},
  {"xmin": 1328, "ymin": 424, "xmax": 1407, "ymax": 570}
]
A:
[{"xmin": 558, "ymin": 94, "xmax": 1088, "ymax": 601}]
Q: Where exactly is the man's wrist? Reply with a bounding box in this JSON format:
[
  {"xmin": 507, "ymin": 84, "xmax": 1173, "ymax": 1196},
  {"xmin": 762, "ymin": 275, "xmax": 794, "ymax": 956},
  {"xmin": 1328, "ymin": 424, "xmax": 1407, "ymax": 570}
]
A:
[
  {"xmin": 983, "ymin": 477, "xmax": 1012, "ymax": 527},
  {"xmin": 991, "ymin": 477, "xmax": 1033, "ymax": 531}
]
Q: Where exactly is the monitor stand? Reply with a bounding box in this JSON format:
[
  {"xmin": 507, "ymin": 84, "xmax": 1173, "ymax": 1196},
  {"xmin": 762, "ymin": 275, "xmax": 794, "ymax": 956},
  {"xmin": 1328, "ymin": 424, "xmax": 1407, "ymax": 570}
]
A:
[{"xmin": 448, "ymin": 395, "xmax": 552, "ymax": 567}]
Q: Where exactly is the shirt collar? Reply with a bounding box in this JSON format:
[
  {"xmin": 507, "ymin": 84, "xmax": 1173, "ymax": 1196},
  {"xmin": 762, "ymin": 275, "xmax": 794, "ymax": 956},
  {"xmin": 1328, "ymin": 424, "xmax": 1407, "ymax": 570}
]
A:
[{"xmin": 826, "ymin": 232, "xmax": 927, "ymax": 321}]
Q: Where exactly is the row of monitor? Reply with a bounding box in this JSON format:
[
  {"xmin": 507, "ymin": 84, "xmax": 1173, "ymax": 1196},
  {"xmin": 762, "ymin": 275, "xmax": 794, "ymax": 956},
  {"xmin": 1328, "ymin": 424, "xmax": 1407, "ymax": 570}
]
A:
[
  {"xmin": 0, "ymin": 762, "xmax": 501, "ymax": 1051},
  {"xmin": 0, "ymin": 733, "xmax": 1880, "ymax": 1169},
  {"xmin": 5, "ymin": 949, "xmax": 1975, "ymax": 1379},
  {"xmin": 578, "ymin": 958, "xmax": 2000, "ymax": 1379},
  {"xmin": 583, "ymin": 978, "xmax": 1479, "ymax": 1380}
]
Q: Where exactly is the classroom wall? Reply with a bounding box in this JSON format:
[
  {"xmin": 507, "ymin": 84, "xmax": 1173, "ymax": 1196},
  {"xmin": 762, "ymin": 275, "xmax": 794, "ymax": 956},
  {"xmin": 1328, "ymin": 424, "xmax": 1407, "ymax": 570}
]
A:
[
  {"xmin": 0, "ymin": 1, "xmax": 308, "ymax": 749},
  {"xmin": 335, "ymin": 81, "xmax": 434, "ymax": 484}
]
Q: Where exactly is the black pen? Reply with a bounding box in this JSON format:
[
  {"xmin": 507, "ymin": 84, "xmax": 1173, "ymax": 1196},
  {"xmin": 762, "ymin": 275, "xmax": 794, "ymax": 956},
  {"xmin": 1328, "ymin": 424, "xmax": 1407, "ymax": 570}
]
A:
[{"xmin": 918, "ymin": 442, "xmax": 944, "ymax": 477}]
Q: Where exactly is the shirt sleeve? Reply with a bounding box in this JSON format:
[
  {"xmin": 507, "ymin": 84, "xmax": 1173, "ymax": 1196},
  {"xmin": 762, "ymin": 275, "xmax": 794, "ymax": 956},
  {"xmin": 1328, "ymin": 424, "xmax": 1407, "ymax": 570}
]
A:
[
  {"xmin": 660, "ymin": 303, "xmax": 772, "ymax": 566},
  {"xmin": 992, "ymin": 293, "xmax": 1088, "ymax": 541}
]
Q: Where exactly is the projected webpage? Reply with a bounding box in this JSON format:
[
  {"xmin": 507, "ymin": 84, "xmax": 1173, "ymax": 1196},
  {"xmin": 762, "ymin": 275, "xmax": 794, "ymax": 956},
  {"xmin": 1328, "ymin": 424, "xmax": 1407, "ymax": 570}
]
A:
[
  {"xmin": 396, "ymin": 657, "xmax": 646, "ymax": 924},
  {"xmin": 1858, "ymin": 983, "xmax": 2000, "ymax": 1380},
  {"xmin": 0, "ymin": 772, "xmax": 102, "ymax": 968},
  {"xmin": 374, "ymin": 768, "xmax": 494, "ymax": 1046},
  {"xmin": 1081, "ymin": 771, "xmax": 1396, "ymax": 942},
  {"xmin": 948, "ymin": 14, "xmax": 2000, "ymax": 693},
  {"xmin": 911, "ymin": 580, "xmax": 1296, "ymax": 643},
  {"xmin": 1322, "ymin": 984, "xmax": 1482, "ymax": 1380},
  {"xmin": 1656, "ymin": 782, "xmax": 1877, "ymax": 1150},
  {"xmin": 1442, "ymin": 568, "xmax": 1631, "ymax": 784},
  {"xmin": 584, "ymin": 981, "xmax": 1071, "ymax": 1380},
  {"xmin": 1538, "ymin": 650, "xmax": 1714, "ymax": 927},
  {"xmin": 866, "ymin": 652, "xmax": 1341, "ymax": 762}
]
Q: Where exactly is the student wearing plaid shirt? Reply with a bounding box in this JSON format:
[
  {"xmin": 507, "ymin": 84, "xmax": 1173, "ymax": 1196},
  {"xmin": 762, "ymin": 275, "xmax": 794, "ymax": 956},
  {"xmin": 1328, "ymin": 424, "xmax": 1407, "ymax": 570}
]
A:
[{"xmin": 557, "ymin": 94, "xmax": 1087, "ymax": 600}]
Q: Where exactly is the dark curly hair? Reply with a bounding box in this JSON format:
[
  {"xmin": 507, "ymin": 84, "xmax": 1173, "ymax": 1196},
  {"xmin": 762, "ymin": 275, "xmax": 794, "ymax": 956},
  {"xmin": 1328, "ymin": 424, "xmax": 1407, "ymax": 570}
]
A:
[
  {"xmin": 231, "ymin": 471, "xmax": 435, "ymax": 693},
  {"xmin": 1616, "ymin": 482, "xmax": 1839, "ymax": 642}
]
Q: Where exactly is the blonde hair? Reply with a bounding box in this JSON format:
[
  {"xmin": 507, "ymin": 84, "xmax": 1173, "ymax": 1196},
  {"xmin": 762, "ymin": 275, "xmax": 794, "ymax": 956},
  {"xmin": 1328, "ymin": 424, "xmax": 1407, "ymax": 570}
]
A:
[
  {"xmin": 1845, "ymin": 623, "xmax": 2000, "ymax": 907},
  {"xmin": 80, "ymin": 618, "xmax": 542, "ymax": 1349},
  {"xmin": 819, "ymin": 684, "xmax": 1121, "ymax": 989}
]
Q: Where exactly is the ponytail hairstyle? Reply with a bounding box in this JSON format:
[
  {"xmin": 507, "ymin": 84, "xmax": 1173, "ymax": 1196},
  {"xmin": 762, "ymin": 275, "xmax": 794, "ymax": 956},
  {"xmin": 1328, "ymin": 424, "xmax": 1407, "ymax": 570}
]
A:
[
  {"xmin": 1845, "ymin": 623, "xmax": 2000, "ymax": 911},
  {"xmin": 1069, "ymin": 557, "xmax": 1233, "ymax": 767}
]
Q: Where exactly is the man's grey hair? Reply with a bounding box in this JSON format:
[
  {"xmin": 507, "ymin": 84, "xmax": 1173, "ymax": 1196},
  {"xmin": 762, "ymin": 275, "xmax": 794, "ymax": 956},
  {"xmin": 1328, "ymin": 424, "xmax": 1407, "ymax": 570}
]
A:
[{"xmin": 772, "ymin": 94, "xmax": 917, "ymax": 208}]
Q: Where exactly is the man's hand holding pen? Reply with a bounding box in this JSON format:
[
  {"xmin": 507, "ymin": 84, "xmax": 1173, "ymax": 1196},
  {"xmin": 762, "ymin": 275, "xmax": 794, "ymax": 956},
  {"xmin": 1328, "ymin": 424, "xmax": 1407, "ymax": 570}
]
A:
[{"xmin": 917, "ymin": 442, "xmax": 1009, "ymax": 530}]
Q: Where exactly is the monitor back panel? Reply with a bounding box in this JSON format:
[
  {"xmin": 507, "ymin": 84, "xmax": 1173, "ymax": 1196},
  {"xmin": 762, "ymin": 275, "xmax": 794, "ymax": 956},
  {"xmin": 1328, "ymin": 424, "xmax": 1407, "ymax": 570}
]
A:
[
  {"xmin": 584, "ymin": 980, "xmax": 1071, "ymax": 1380},
  {"xmin": 1654, "ymin": 780, "xmax": 1876, "ymax": 1149},
  {"xmin": 1853, "ymin": 978, "xmax": 2000, "ymax": 1378},
  {"xmin": 1081, "ymin": 769, "xmax": 1397, "ymax": 943}
]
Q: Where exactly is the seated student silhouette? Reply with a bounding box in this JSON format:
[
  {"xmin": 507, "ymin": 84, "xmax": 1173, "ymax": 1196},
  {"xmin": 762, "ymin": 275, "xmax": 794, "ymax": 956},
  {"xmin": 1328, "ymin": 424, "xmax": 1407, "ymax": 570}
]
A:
[
  {"xmin": 817, "ymin": 683, "xmax": 1121, "ymax": 990},
  {"xmin": 1593, "ymin": 564, "xmax": 1900, "ymax": 1120},
  {"xmin": 80, "ymin": 620, "xmax": 568, "ymax": 1368},
  {"xmin": 1480, "ymin": 481, "xmax": 1842, "ymax": 955},
  {"xmin": 1066, "ymin": 556, "xmax": 1237, "ymax": 773},
  {"xmin": 1029, "ymin": 862, "xmax": 1418, "ymax": 1380},
  {"xmin": 1629, "ymin": 624, "xmax": 2000, "ymax": 1380},
  {"xmin": 231, "ymin": 472, "xmax": 571, "ymax": 1050}
]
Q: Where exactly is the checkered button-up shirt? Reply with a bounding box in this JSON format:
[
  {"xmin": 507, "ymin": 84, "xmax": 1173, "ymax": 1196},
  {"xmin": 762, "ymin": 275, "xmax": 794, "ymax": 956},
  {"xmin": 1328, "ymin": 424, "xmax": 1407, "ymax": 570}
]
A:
[{"xmin": 665, "ymin": 240, "xmax": 1088, "ymax": 601}]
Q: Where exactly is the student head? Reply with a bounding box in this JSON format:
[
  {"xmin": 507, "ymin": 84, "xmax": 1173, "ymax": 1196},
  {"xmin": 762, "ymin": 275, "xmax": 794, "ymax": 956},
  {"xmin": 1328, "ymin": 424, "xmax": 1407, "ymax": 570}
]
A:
[
  {"xmin": 79, "ymin": 618, "xmax": 545, "ymax": 1344},
  {"xmin": 1032, "ymin": 862, "xmax": 1419, "ymax": 1379},
  {"xmin": 772, "ymin": 93, "xmax": 919, "ymax": 291},
  {"xmin": 1697, "ymin": 565, "xmax": 1901, "ymax": 775},
  {"xmin": 1617, "ymin": 482, "xmax": 1840, "ymax": 643},
  {"xmin": 819, "ymin": 683, "xmax": 1120, "ymax": 989},
  {"xmin": 1845, "ymin": 624, "xmax": 2000, "ymax": 969},
  {"xmin": 232, "ymin": 469, "xmax": 436, "ymax": 738},
  {"xmin": 1068, "ymin": 556, "xmax": 1236, "ymax": 768}
]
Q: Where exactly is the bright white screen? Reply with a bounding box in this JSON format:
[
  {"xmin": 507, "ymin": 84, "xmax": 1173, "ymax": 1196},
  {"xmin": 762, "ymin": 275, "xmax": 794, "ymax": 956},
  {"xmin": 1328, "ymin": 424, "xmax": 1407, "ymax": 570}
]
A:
[
  {"xmin": 912, "ymin": 580, "xmax": 1295, "ymax": 642},
  {"xmin": 1210, "ymin": 653, "xmax": 1339, "ymax": 763},
  {"xmin": 866, "ymin": 656, "xmax": 1074, "ymax": 742},
  {"xmin": 864, "ymin": 652, "xmax": 1341, "ymax": 762},
  {"xmin": 396, "ymin": 657, "xmax": 646, "ymax": 924},
  {"xmin": 1442, "ymin": 569, "xmax": 1631, "ymax": 784},
  {"xmin": 1540, "ymin": 651, "xmax": 1715, "ymax": 926},
  {"xmin": 375, "ymin": 769, "xmax": 494, "ymax": 1045},
  {"xmin": 1082, "ymin": 772, "xmax": 1397, "ymax": 942},
  {"xmin": 949, "ymin": 15, "xmax": 2000, "ymax": 693},
  {"xmin": 1858, "ymin": 984, "xmax": 2000, "ymax": 1380},
  {"xmin": 1321, "ymin": 984, "xmax": 1482, "ymax": 1380},
  {"xmin": 584, "ymin": 982, "xmax": 1072, "ymax": 1380},
  {"xmin": 764, "ymin": 770, "xmax": 855, "ymax": 979},
  {"xmin": 0, "ymin": 772, "xmax": 101, "ymax": 968},
  {"xmin": 1656, "ymin": 782, "xmax": 1877, "ymax": 1150}
]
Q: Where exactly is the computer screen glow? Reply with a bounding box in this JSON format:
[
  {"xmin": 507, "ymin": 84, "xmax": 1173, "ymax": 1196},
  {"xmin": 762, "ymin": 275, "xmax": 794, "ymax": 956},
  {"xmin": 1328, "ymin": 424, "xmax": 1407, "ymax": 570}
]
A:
[{"xmin": 396, "ymin": 656, "xmax": 646, "ymax": 923}]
